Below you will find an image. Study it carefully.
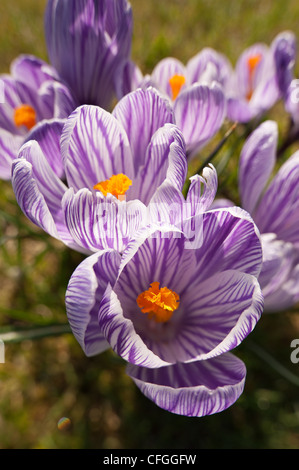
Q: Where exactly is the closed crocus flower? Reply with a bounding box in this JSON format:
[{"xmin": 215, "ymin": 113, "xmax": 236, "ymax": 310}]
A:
[
  {"xmin": 65, "ymin": 195, "xmax": 264, "ymax": 416},
  {"xmin": 12, "ymin": 88, "xmax": 187, "ymax": 254},
  {"xmin": 214, "ymin": 120, "xmax": 299, "ymax": 312},
  {"xmin": 226, "ymin": 33, "xmax": 294, "ymax": 123},
  {"xmin": 116, "ymin": 51, "xmax": 228, "ymax": 161},
  {"xmin": 45, "ymin": 0, "xmax": 133, "ymax": 110},
  {"xmin": 0, "ymin": 54, "xmax": 76, "ymax": 180}
]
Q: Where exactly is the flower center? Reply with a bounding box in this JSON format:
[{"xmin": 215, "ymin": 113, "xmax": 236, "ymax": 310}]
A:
[
  {"xmin": 93, "ymin": 173, "xmax": 132, "ymax": 200},
  {"xmin": 136, "ymin": 281, "xmax": 180, "ymax": 323},
  {"xmin": 169, "ymin": 74, "xmax": 186, "ymax": 100},
  {"xmin": 14, "ymin": 104, "xmax": 37, "ymax": 130},
  {"xmin": 246, "ymin": 53, "xmax": 262, "ymax": 100}
]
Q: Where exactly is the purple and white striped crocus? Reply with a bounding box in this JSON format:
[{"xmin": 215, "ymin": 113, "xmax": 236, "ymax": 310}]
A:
[
  {"xmin": 214, "ymin": 120, "xmax": 299, "ymax": 312},
  {"xmin": 12, "ymin": 87, "xmax": 187, "ymax": 254},
  {"xmin": 0, "ymin": 54, "xmax": 76, "ymax": 180},
  {"xmin": 45, "ymin": 0, "xmax": 133, "ymax": 110},
  {"xmin": 226, "ymin": 32, "xmax": 296, "ymax": 123},
  {"xmin": 115, "ymin": 50, "xmax": 228, "ymax": 160},
  {"xmin": 65, "ymin": 188, "xmax": 264, "ymax": 416}
]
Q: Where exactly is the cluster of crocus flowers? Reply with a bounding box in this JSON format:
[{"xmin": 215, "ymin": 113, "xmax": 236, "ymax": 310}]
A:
[{"xmin": 4, "ymin": 0, "xmax": 299, "ymax": 418}]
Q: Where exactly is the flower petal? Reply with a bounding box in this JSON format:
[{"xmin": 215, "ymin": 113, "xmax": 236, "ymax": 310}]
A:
[
  {"xmin": 254, "ymin": 151, "xmax": 299, "ymax": 247},
  {"xmin": 62, "ymin": 187, "xmax": 148, "ymax": 253},
  {"xmin": 45, "ymin": 0, "xmax": 133, "ymax": 108},
  {"xmin": 271, "ymin": 31, "xmax": 296, "ymax": 97},
  {"xmin": 65, "ymin": 249, "xmax": 121, "ymax": 356},
  {"xmin": 126, "ymin": 352, "xmax": 246, "ymax": 417},
  {"xmin": 186, "ymin": 47, "xmax": 233, "ymax": 89},
  {"xmin": 11, "ymin": 54, "xmax": 60, "ymax": 87},
  {"xmin": 193, "ymin": 208, "xmax": 263, "ymax": 280},
  {"xmin": 112, "ymin": 88, "xmax": 174, "ymax": 172},
  {"xmin": 0, "ymin": 129, "xmax": 24, "ymax": 179},
  {"xmin": 174, "ymin": 82, "xmax": 226, "ymax": 159},
  {"xmin": 179, "ymin": 269, "xmax": 263, "ymax": 361},
  {"xmin": 129, "ymin": 123, "xmax": 187, "ymax": 205},
  {"xmin": 24, "ymin": 118, "xmax": 66, "ymax": 179},
  {"xmin": 61, "ymin": 104, "xmax": 134, "ymax": 191},
  {"xmin": 150, "ymin": 57, "xmax": 186, "ymax": 98},
  {"xmin": 239, "ymin": 120, "xmax": 278, "ymax": 214},
  {"xmin": 186, "ymin": 164, "xmax": 218, "ymax": 213}
]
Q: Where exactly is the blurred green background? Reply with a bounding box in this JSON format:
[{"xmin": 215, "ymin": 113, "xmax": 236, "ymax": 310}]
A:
[{"xmin": 1, "ymin": 0, "xmax": 299, "ymax": 449}]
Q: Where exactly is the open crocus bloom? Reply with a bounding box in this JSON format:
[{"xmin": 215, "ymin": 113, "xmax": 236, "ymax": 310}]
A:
[
  {"xmin": 226, "ymin": 33, "xmax": 296, "ymax": 123},
  {"xmin": 12, "ymin": 87, "xmax": 188, "ymax": 254},
  {"xmin": 213, "ymin": 120, "xmax": 299, "ymax": 312},
  {"xmin": 45, "ymin": 0, "xmax": 133, "ymax": 110},
  {"xmin": 115, "ymin": 51, "xmax": 227, "ymax": 161},
  {"xmin": 65, "ymin": 202, "xmax": 264, "ymax": 416},
  {"xmin": 0, "ymin": 54, "xmax": 76, "ymax": 180}
]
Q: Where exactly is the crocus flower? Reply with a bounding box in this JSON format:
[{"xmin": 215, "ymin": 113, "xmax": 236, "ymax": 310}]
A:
[
  {"xmin": 115, "ymin": 50, "xmax": 228, "ymax": 160},
  {"xmin": 226, "ymin": 32, "xmax": 296, "ymax": 123},
  {"xmin": 65, "ymin": 188, "xmax": 264, "ymax": 416},
  {"xmin": 213, "ymin": 120, "xmax": 299, "ymax": 312},
  {"xmin": 0, "ymin": 54, "xmax": 76, "ymax": 180},
  {"xmin": 12, "ymin": 87, "xmax": 187, "ymax": 254},
  {"xmin": 45, "ymin": 0, "xmax": 133, "ymax": 110}
]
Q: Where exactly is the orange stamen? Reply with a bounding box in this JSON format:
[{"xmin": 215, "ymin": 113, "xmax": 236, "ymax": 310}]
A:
[
  {"xmin": 246, "ymin": 53, "xmax": 262, "ymax": 100},
  {"xmin": 14, "ymin": 104, "xmax": 36, "ymax": 130},
  {"xmin": 93, "ymin": 173, "xmax": 132, "ymax": 200},
  {"xmin": 169, "ymin": 74, "xmax": 186, "ymax": 100},
  {"xmin": 137, "ymin": 281, "xmax": 180, "ymax": 323}
]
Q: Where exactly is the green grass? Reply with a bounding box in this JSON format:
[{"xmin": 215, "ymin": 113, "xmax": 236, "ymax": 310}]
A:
[{"xmin": 0, "ymin": 0, "xmax": 299, "ymax": 450}]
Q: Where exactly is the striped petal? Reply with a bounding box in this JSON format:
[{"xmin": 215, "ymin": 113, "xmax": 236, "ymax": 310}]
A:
[
  {"xmin": 150, "ymin": 57, "xmax": 186, "ymax": 98},
  {"xmin": 45, "ymin": 0, "xmax": 133, "ymax": 109},
  {"xmin": 65, "ymin": 249, "xmax": 121, "ymax": 356},
  {"xmin": 186, "ymin": 48, "xmax": 233, "ymax": 89},
  {"xmin": 11, "ymin": 54, "xmax": 60, "ymax": 87},
  {"xmin": 258, "ymin": 233, "xmax": 298, "ymax": 303},
  {"xmin": 129, "ymin": 123, "xmax": 187, "ymax": 205},
  {"xmin": 24, "ymin": 118, "xmax": 66, "ymax": 179},
  {"xmin": 0, "ymin": 129, "xmax": 24, "ymax": 179},
  {"xmin": 179, "ymin": 269, "xmax": 263, "ymax": 361},
  {"xmin": 192, "ymin": 208, "xmax": 263, "ymax": 280},
  {"xmin": 60, "ymin": 104, "xmax": 134, "ymax": 191},
  {"xmin": 272, "ymin": 31, "xmax": 297, "ymax": 97},
  {"xmin": 186, "ymin": 164, "xmax": 218, "ymax": 213},
  {"xmin": 174, "ymin": 82, "xmax": 226, "ymax": 159},
  {"xmin": 62, "ymin": 187, "xmax": 147, "ymax": 253},
  {"xmin": 112, "ymin": 88, "xmax": 174, "ymax": 173},
  {"xmin": 11, "ymin": 157, "xmax": 60, "ymax": 239},
  {"xmin": 114, "ymin": 59, "xmax": 143, "ymax": 100},
  {"xmin": 239, "ymin": 120, "xmax": 278, "ymax": 214},
  {"xmin": 127, "ymin": 353, "xmax": 246, "ymax": 417},
  {"xmin": 263, "ymin": 263, "xmax": 299, "ymax": 313},
  {"xmin": 254, "ymin": 151, "xmax": 299, "ymax": 247}
]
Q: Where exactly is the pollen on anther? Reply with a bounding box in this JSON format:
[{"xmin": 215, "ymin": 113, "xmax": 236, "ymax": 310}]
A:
[
  {"xmin": 93, "ymin": 173, "xmax": 132, "ymax": 199},
  {"xmin": 136, "ymin": 281, "xmax": 180, "ymax": 323},
  {"xmin": 14, "ymin": 104, "xmax": 37, "ymax": 130},
  {"xmin": 169, "ymin": 74, "xmax": 186, "ymax": 100}
]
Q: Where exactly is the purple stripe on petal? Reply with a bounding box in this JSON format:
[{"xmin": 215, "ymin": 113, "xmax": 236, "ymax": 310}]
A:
[
  {"xmin": 98, "ymin": 284, "xmax": 170, "ymax": 368},
  {"xmin": 62, "ymin": 187, "xmax": 147, "ymax": 253},
  {"xmin": 112, "ymin": 88, "xmax": 175, "ymax": 173},
  {"xmin": 0, "ymin": 129, "xmax": 24, "ymax": 179},
  {"xmin": 150, "ymin": 57, "xmax": 186, "ymax": 98},
  {"xmin": 174, "ymin": 82, "xmax": 226, "ymax": 159},
  {"xmin": 65, "ymin": 249, "xmax": 121, "ymax": 356},
  {"xmin": 11, "ymin": 157, "xmax": 59, "ymax": 239},
  {"xmin": 127, "ymin": 353, "xmax": 246, "ymax": 417},
  {"xmin": 186, "ymin": 164, "xmax": 218, "ymax": 213},
  {"xmin": 192, "ymin": 208, "xmax": 263, "ymax": 280},
  {"xmin": 239, "ymin": 120, "xmax": 278, "ymax": 214},
  {"xmin": 24, "ymin": 118, "xmax": 66, "ymax": 179},
  {"xmin": 61, "ymin": 104, "xmax": 134, "ymax": 190},
  {"xmin": 254, "ymin": 151, "xmax": 299, "ymax": 246},
  {"xmin": 180, "ymin": 270, "xmax": 263, "ymax": 361},
  {"xmin": 130, "ymin": 123, "xmax": 187, "ymax": 205}
]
